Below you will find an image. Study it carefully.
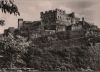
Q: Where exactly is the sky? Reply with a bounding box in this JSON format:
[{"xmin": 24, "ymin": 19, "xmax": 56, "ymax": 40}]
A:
[{"xmin": 0, "ymin": 0, "xmax": 100, "ymax": 33}]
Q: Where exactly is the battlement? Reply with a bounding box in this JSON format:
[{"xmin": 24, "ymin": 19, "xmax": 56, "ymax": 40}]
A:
[
  {"xmin": 56, "ymin": 8, "xmax": 66, "ymax": 14},
  {"xmin": 41, "ymin": 10, "xmax": 55, "ymax": 15},
  {"xmin": 41, "ymin": 8, "xmax": 65, "ymax": 15}
]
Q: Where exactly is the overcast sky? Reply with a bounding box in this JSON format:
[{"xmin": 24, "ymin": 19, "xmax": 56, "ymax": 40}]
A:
[{"xmin": 0, "ymin": 0, "xmax": 100, "ymax": 33}]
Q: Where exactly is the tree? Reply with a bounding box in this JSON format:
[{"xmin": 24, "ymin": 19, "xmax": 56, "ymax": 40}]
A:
[
  {"xmin": 0, "ymin": 0, "xmax": 20, "ymax": 26},
  {"xmin": 0, "ymin": 33, "xmax": 30, "ymax": 68},
  {"xmin": 0, "ymin": 0, "xmax": 20, "ymax": 16}
]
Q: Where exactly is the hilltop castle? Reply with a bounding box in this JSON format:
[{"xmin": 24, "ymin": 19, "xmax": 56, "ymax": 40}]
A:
[
  {"xmin": 18, "ymin": 9, "xmax": 80, "ymax": 33},
  {"xmin": 4, "ymin": 8, "xmax": 100, "ymax": 39}
]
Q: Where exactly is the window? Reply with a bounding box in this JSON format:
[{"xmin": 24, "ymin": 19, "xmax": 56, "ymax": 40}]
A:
[
  {"xmin": 66, "ymin": 18, "xmax": 69, "ymax": 20},
  {"xmin": 60, "ymin": 16, "xmax": 61, "ymax": 19},
  {"xmin": 58, "ymin": 16, "xmax": 59, "ymax": 19}
]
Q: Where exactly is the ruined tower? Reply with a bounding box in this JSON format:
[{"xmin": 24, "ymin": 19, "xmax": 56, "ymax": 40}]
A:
[{"xmin": 18, "ymin": 18, "xmax": 23, "ymax": 30}]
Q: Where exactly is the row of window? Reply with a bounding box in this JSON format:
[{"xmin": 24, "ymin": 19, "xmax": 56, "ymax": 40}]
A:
[{"xmin": 57, "ymin": 16, "xmax": 72, "ymax": 21}]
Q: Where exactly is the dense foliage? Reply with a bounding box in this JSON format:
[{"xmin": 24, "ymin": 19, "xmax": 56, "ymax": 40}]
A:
[
  {"xmin": 0, "ymin": 33, "xmax": 29, "ymax": 68},
  {"xmin": 22, "ymin": 41, "xmax": 92, "ymax": 71},
  {"xmin": 0, "ymin": 32, "xmax": 100, "ymax": 71}
]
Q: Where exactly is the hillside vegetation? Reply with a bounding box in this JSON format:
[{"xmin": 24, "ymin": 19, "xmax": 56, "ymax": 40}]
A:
[{"xmin": 0, "ymin": 32, "xmax": 100, "ymax": 71}]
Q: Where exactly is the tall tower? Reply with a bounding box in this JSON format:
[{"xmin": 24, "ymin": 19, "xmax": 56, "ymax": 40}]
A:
[
  {"xmin": 40, "ymin": 9, "xmax": 68, "ymax": 32},
  {"xmin": 18, "ymin": 19, "xmax": 23, "ymax": 30},
  {"xmin": 40, "ymin": 10, "xmax": 57, "ymax": 30}
]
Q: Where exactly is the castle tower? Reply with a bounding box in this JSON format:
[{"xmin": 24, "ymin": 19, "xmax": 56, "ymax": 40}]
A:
[
  {"xmin": 40, "ymin": 10, "xmax": 57, "ymax": 30},
  {"xmin": 40, "ymin": 9, "xmax": 67, "ymax": 32},
  {"xmin": 18, "ymin": 19, "xmax": 23, "ymax": 30}
]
